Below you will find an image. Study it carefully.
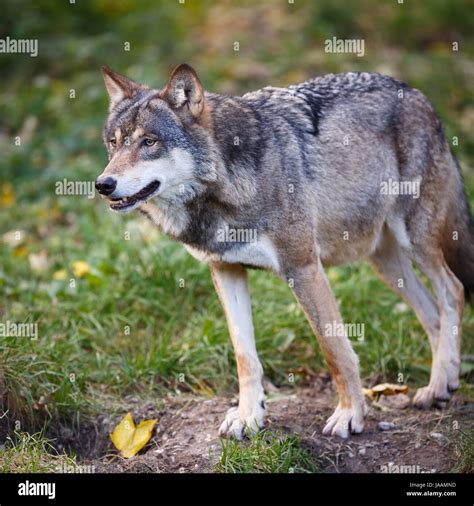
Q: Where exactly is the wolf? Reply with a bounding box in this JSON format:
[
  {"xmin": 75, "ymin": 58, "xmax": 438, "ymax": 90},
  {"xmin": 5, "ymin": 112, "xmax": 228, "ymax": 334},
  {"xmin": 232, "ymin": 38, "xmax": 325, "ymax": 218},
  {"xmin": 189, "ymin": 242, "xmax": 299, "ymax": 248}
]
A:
[{"xmin": 96, "ymin": 64, "xmax": 474, "ymax": 439}]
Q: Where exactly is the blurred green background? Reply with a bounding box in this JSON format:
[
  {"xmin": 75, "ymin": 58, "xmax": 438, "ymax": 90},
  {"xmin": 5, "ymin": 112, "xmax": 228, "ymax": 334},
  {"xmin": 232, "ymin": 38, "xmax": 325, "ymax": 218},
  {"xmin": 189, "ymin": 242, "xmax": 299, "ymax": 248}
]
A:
[{"xmin": 0, "ymin": 0, "xmax": 473, "ymax": 432}]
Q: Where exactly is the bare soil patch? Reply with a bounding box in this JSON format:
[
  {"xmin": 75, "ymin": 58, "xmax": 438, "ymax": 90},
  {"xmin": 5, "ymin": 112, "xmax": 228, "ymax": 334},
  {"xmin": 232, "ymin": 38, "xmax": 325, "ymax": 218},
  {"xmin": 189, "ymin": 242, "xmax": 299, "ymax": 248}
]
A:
[{"xmin": 67, "ymin": 375, "xmax": 473, "ymax": 473}]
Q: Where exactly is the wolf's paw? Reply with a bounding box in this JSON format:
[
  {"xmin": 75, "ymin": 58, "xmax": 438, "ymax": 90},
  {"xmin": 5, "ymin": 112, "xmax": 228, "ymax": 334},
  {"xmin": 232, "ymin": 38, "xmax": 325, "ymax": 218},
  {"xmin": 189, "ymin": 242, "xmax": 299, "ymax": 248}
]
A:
[
  {"xmin": 413, "ymin": 357, "xmax": 463, "ymax": 409},
  {"xmin": 413, "ymin": 383, "xmax": 451, "ymax": 409},
  {"xmin": 218, "ymin": 404, "xmax": 265, "ymax": 440},
  {"xmin": 446, "ymin": 363, "xmax": 460, "ymax": 393},
  {"xmin": 322, "ymin": 403, "xmax": 366, "ymax": 439}
]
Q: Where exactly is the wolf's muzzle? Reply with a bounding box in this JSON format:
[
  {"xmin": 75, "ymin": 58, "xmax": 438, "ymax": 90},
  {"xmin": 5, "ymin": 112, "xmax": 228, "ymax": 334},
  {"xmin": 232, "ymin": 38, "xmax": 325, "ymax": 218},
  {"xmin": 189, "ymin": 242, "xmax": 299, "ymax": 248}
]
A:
[
  {"xmin": 95, "ymin": 176, "xmax": 117, "ymax": 196},
  {"xmin": 107, "ymin": 180, "xmax": 161, "ymax": 211}
]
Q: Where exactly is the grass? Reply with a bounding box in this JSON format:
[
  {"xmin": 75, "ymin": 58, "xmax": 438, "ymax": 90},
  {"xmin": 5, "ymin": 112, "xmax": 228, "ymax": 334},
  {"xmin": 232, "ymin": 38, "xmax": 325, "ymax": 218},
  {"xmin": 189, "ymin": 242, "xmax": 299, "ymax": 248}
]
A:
[
  {"xmin": 0, "ymin": 0, "xmax": 473, "ymax": 472},
  {"xmin": 0, "ymin": 430, "xmax": 80, "ymax": 473},
  {"xmin": 216, "ymin": 431, "xmax": 319, "ymax": 473},
  {"xmin": 452, "ymin": 430, "xmax": 474, "ymax": 473}
]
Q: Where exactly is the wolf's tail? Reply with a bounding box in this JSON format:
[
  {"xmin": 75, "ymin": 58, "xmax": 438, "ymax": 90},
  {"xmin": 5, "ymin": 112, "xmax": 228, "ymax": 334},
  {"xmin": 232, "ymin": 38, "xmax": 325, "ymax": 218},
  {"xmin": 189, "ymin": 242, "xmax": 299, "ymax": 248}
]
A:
[{"xmin": 442, "ymin": 156, "xmax": 474, "ymax": 302}]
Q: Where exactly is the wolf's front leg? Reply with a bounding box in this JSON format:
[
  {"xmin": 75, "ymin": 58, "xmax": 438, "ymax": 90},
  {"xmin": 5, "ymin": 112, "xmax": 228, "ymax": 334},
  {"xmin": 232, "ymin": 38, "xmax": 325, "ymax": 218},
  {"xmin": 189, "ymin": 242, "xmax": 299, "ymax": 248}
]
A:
[
  {"xmin": 210, "ymin": 262, "xmax": 265, "ymax": 439},
  {"xmin": 290, "ymin": 258, "xmax": 367, "ymax": 438}
]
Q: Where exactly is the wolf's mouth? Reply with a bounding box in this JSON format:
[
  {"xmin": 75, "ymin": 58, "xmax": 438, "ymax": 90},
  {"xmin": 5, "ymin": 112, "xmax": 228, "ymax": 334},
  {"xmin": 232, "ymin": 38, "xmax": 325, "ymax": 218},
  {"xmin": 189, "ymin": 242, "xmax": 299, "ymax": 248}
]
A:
[{"xmin": 109, "ymin": 181, "xmax": 161, "ymax": 210}]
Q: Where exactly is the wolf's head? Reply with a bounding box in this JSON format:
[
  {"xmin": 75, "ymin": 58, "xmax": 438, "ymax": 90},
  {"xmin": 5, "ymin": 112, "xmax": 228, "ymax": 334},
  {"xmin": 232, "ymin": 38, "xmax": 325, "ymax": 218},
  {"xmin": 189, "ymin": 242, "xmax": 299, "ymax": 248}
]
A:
[{"xmin": 96, "ymin": 64, "xmax": 217, "ymax": 216}]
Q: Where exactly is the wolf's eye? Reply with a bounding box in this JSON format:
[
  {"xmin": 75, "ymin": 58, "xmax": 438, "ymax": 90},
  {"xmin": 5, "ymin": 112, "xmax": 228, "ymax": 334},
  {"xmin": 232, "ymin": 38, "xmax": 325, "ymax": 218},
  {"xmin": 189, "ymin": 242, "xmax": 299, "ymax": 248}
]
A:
[
  {"xmin": 109, "ymin": 138, "xmax": 117, "ymax": 147},
  {"xmin": 144, "ymin": 138, "xmax": 157, "ymax": 147}
]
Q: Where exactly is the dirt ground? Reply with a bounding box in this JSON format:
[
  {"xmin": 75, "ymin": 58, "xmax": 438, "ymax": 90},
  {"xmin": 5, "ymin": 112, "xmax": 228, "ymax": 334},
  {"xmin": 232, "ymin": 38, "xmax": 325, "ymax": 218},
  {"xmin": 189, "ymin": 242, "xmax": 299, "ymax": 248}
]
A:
[{"xmin": 60, "ymin": 374, "xmax": 473, "ymax": 473}]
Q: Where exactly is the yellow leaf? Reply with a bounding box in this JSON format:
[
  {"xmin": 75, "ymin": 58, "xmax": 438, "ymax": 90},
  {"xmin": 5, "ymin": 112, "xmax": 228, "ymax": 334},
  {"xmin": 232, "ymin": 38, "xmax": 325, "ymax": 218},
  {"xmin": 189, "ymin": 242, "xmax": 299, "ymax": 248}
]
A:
[
  {"xmin": 363, "ymin": 387, "xmax": 375, "ymax": 399},
  {"xmin": 72, "ymin": 260, "xmax": 90, "ymax": 278},
  {"xmin": 364, "ymin": 383, "xmax": 409, "ymax": 399},
  {"xmin": 110, "ymin": 412, "xmax": 157, "ymax": 458},
  {"xmin": 0, "ymin": 183, "xmax": 15, "ymax": 208},
  {"xmin": 53, "ymin": 269, "xmax": 68, "ymax": 280},
  {"xmin": 13, "ymin": 245, "xmax": 28, "ymax": 257},
  {"xmin": 111, "ymin": 413, "xmax": 135, "ymax": 452},
  {"xmin": 371, "ymin": 383, "xmax": 408, "ymax": 395}
]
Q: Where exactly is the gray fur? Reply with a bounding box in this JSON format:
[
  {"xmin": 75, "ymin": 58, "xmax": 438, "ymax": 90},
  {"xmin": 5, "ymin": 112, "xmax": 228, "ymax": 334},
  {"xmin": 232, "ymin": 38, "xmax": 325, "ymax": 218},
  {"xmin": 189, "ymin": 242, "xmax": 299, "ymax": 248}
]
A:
[
  {"xmin": 98, "ymin": 66, "xmax": 474, "ymax": 426},
  {"xmin": 104, "ymin": 71, "xmax": 470, "ymax": 278}
]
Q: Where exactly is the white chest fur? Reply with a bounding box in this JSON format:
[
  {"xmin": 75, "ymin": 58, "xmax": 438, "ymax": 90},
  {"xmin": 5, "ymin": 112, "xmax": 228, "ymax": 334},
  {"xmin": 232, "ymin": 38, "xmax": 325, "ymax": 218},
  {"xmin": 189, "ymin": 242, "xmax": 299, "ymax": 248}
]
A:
[
  {"xmin": 140, "ymin": 204, "xmax": 281, "ymax": 273},
  {"xmin": 139, "ymin": 200, "xmax": 189, "ymax": 237},
  {"xmin": 183, "ymin": 234, "xmax": 280, "ymax": 273}
]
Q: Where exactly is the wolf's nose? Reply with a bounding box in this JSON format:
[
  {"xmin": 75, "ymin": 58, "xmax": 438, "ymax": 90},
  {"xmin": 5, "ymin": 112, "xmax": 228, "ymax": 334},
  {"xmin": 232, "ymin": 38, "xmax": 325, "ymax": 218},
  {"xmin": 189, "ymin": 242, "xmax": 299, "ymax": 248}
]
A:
[{"xmin": 95, "ymin": 176, "xmax": 117, "ymax": 196}]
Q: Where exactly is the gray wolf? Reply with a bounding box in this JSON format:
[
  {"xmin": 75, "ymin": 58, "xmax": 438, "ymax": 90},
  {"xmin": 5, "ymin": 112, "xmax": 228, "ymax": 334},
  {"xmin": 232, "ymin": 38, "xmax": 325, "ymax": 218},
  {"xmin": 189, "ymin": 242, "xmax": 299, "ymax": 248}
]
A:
[{"xmin": 96, "ymin": 64, "xmax": 474, "ymax": 439}]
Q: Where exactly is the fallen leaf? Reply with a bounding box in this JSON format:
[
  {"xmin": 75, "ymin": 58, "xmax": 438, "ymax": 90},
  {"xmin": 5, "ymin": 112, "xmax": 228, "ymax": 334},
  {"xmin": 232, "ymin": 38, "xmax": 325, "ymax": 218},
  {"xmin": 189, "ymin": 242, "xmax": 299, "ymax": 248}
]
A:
[
  {"xmin": 53, "ymin": 269, "xmax": 68, "ymax": 280},
  {"xmin": 71, "ymin": 260, "xmax": 90, "ymax": 278},
  {"xmin": 363, "ymin": 387, "xmax": 375, "ymax": 399},
  {"xmin": 372, "ymin": 383, "xmax": 409, "ymax": 395},
  {"xmin": 110, "ymin": 412, "xmax": 157, "ymax": 458},
  {"xmin": 0, "ymin": 183, "xmax": 15, "ymax": 208},
  {"xmin": 12, "ymin": 245, "xmax": 28, "ymax": 257},
  {"xmin": 364, "ymin": 383, "xmax": 408, "ymax": 399}
]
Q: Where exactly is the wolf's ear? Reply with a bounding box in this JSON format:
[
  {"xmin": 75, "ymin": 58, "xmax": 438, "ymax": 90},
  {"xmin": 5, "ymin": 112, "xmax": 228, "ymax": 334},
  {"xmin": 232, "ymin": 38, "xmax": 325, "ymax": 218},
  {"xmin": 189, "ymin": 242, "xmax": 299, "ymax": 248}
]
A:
[
  {"xmin": 101, "ymin": 65, "xmax": 138, "ymax": 108},
  {"xmin": 161, "ymin": 64, "xmax": 204, "ymax": 119}
]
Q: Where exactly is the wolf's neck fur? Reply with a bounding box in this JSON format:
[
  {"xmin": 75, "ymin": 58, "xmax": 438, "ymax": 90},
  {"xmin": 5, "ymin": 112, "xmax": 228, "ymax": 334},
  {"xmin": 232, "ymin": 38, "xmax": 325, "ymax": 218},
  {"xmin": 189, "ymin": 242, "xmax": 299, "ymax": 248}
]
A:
[
  {"xmin": 158, "ymin": 93, "xmax": 268, "ymax": 249},
  {"xmin": 143, "ymin": 89, "xmax": 307, "ymax": 254}
]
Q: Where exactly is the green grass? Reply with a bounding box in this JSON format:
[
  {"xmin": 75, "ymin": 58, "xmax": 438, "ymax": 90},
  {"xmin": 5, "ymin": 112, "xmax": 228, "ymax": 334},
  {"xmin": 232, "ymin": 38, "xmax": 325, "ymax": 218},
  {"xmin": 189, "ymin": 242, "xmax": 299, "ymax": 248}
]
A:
[
  {"xmin": 216, "ymin": 431, "xmax": 319, "ymax": 473},
  {"xmin": 0, "ymin": 430, "xmax": 80, "ymax": 473},
  {"xmin": 452, "ymin": 430, "xmax": 474, "ymax": 473}
]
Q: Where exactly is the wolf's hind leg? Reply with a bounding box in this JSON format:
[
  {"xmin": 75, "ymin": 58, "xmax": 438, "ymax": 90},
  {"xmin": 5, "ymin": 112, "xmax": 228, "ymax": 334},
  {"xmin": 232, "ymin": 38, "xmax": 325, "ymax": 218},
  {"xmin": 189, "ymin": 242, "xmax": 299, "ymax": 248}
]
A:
[
  {"xmin": 369, "ymin": 226, "xmax": 441, "ymax": 371},
  {"xmin": 289, "ymin": 258, "xmax": 366, "ymax": 438},
  {"xmin": 369, "ymin": 228, "xmax": 440, "ymax": 344},
  {"xmin": 409, "ymin": 250, "xmax": 464, "ymax": 408},
  {"xmin": 370, "ymin": 227, "xmax": 462, "ymax": 407},
  {"xmin": 210, "ymin": 262, "xmax": 265, "ymax": 439}
]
